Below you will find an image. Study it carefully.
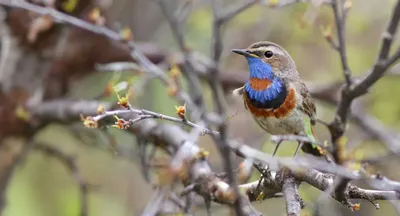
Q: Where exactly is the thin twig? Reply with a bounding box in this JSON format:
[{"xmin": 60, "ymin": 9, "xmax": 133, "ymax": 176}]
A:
[
  {"xmin": 327, "ymin": 0, "xmax": 400, "ymax": 205},
  {"xmin": 140, "ymin": 188, "xmax": 165, "ymax": 216},
  {"xmin": 331, "ymin": 0, "xmax": 352, "ymax": 85},
  {"xmin": 0, "ymin": 0, "xmax": 201, "ymax": 117},
  {"xmin": 333, "ymin": 0, "xmax": 400, "ymax": 128},
  {"xmin": 29, "ymin": 99, "xmax": 400, "ymax": 212},
  {"xmin": 91, "ymin": 107, "xmax": 219, "ymax": 135},
  {"xmin": 156, "ymin": 0, "xmax": 206, "ymax": 110},
  {"xmin": 209, "ymin": 1, "xmax": 256, "ymax": 215},
  {"xmin": 218, "ymin": 0, "xmax": 259, "ymax": 25}
]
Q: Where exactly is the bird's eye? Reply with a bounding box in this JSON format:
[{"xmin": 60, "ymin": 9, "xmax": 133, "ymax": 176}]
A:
[{"xmin": 264, "ymin": 51, "xmax": 273, "ymax": 58}]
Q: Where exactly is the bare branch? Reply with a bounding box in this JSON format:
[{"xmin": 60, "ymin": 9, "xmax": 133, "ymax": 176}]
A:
[
  {"xmin": 5, "ymin": 1, "xmax": 400, "ymax": 214},
  {"xmin": 90, "ymin": 107, "xmax": 219, "ymax": 136},
  {"xmin": 156, "ymin": 0, "xmax": 206, "ymax": 110},
  {"xmin": 28, "ymin": 99, "xmax": 400, "ymax": 214},
  {"xmin": 208, "ymin": 1, "xmax": 261, "ymax": 215},
  {"xmin": 0, "ymin": 0, "xmax": 200, "ymax": 114},
  {"xmin": 140, "ymin": 188, "xmax": 166, "ymax": 216},
  {"xmin": 326, "ymin": 0, "xmax": 400, "ymax": 205},
  {"xmin": 331, "ymin": 0, "xmax": 352, "ymax": 85},
  {"xmin": 218, "ymin": 0, "xmax": 259, "ymax": 25},
  {"xmin": 350, "ymin": 7, "xmax": 400, "ymax": 98},
  {"xmin": 292, "ymin": 168, "xmax": 398, "ymax": 211},
  {"xmin": 282, "ymin": 175, "xmax": 302, "ymax": 216},
  {"xmin": 333, "ymin": 0, "xmax": 400, "ymax": 128}
]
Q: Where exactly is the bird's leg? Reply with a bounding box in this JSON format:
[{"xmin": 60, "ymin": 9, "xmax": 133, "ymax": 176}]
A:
[
  {"xmin": 256, "ymin": 174, "xmax": 264, "ymax": 191},
  {"xmin": 293, "ymin": 141, "xmax": 304, "ymax": 158},
  {"xmin": 272, "ymin": 140, "xmax": 283, "ymax": 156},
  {"xmin": 254, "ymin": 162, "xmax": 268, "ymax": 192}
]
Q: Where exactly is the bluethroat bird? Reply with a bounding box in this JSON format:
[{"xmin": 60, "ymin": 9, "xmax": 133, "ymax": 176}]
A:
[{"xmin": 232, "ymin": 41, "xmax": 326, "ymax": 157}]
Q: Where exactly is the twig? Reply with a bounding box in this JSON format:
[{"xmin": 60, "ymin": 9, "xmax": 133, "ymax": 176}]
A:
[
  {"xmin": 293, "ymin": 169, "xmax": 400, "ymax": 207},
  {"xmin": 137, "ymin": 138, "xmax": 151, "ymax": 183},
  {"xmin": 10, "ymin": 0, "xmax": 400, "ymax": 214},
  {"xmin": 156, "ymin": 0, "xmax": 206, "ymax": 110},
  {"xmin": 82, "ymin": 41, "xmax": 400, "ymax": 156},
  {"xmin": 34, "ymin": 143, "xmax": 89, "ymax": 216},
  {"xmin": 204, "ymin": 198, "xmax": 212, "ymax": 216},
  {"xmin": 331, "ymin": 0, "xmax": 352, "ymax": 85},
  {"xmin": 218, "ymin": 0, "xmax": 259, "ymax": 25},
  {"xmin": 327, "ymin": 0, "xmax": 400, "ymax": 205},
  {"xmin": 140, "ymin": 188, "xmax": 165, "ymax": 216},
  {"xmin": 333, "ymin": 0, "xmax": 400, "ymax": 129},
  {"xmin": 0, "ymin": 0, "xmax": 201, "ymax": 117},
  {"xmin": 29, "ymin": 99, "xmax": 400, "ymax": 212},
  {"xmin": 90, "ymin": 107, "xmax": 219, "ymax": 136},
  {"xmin": 270, "ymin": 134, "xmax": 326, "ymax": 147},
  {"xmin": 208, "ymin": 1, "xmax": 260, "ymax": 215},
  {"xmin": 282, "ymin": 175, "xmax": 301, "ymax": 216},
  {"xmin": 211, "ymin": 0, "xmax": 258, "ymax": 62}
]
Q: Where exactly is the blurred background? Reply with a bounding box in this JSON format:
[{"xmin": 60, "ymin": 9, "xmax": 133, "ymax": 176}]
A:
[{"xmin": 1, "ymin": 0, "xmax": 400, "ymax": 215}]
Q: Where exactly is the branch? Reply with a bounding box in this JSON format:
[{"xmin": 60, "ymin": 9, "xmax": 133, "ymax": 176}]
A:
[
  {"xmin": 208, "ymin": 1, "xmax": 262, "ymax": 215},
  {"xmin": 282, "ymin": 174, "xmax": 302, "ymax": 216},
  {"xmin": 293, "ymin": 169, "xmax": 399, "ymax": 210},
  {"xmin": 218, "ymin": 0, "xmax": 259, "ymax": 25},
  {"xmin": 29, "ymin": 99, "xmax": 261, "ymax": 215},
  {"xmin": 90, "ymin": 106, "xmax": 219, "ymax": 136},
  {"xmin": 351, "ymin": 102, "xmax": 400, "ymax": 153},
  {"xmin": 156, "ymin": 0, "xmax": 206, "ymax": 109},
  {"xmin": 333, "ymin": 0, "xmax": 400, "ymax": 129},
  {"xmin": 0, "ymin": 0, "xmax": 200, "ymax": 115},
  {"xmin": 140, "ymin": 188, "xmax": 166, "ymax": 216},
  {"xmin": 28, "ymin": 99, "xmax": 400, "ymax": 213},
  {"xmin": 326, "ymin": 0, "xmax": 400, "ymax": 204},
  {"xmin": 331, "ymin": 0, "xmax": 352, "ymax": 85}
]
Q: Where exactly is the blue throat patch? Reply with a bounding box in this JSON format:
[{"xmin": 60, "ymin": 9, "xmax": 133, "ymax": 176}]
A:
[{"xmin": 244, "ymin": 57, "xmax": 287, "ymax": 109}]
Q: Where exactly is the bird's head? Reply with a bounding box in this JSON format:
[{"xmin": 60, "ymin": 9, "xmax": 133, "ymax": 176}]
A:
[
  {"xmin": 232, "ymin": 41, "xmax": 296, "ymax": 79},
  {"xmin": 232, "ymin": 41, "xmax": 297, "ymax": 107}
]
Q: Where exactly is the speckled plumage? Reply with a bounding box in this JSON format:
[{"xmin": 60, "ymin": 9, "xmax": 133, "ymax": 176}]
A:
[{"xmin": 232, "ymin": 41, "xmax": 325, "ymax": 156}]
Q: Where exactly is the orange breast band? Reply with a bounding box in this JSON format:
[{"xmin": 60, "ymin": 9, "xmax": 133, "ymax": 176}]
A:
[{"xmin": 249, "ymin": 78, "xmax": 272, "ymax": 91}]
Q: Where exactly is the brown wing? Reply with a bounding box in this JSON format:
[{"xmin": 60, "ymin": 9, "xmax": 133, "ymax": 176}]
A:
[{"xmin": 298, "ymin": 82, "xmax": 317, "ymax": 125}]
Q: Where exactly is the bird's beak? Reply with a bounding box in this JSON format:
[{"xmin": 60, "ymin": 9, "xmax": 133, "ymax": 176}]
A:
[{"xmin": 232, "ymin": 49, "xmax": 254, "ymax": 57}]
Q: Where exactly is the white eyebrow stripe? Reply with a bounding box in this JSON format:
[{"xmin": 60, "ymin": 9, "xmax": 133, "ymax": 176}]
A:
[
  {"xmin": 251, "ymin": 47, "xmax": 268, "ymax": 53},
  {"xmin": 251, "ymin": 46, "xmax": 284, "ymax": 56}
]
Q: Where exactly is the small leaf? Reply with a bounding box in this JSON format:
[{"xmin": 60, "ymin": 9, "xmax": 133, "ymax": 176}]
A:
[
  {"xmin": 62, "ymin": 0, "xmax": 79, "ymax": 13},
  {"xmin": 96, "ymin": 104, "xmax": 105, "ymax": 115},
  {"xmin": 175, "ymin": 104, "xmax": 186, "ymax": 119},
  {"xmin": 81, "ymin": 115, "xmax": 98, "ymax": 128},
  {"xmin": 256, "ymin": 191, "xmax": 265, "ymax": 202},
  {"xmin": 169, "ymin": 64, "xmax": 181, "ymax": 78},
  {"xmin": 197, "ymin": 148, "xmax": 209, "ymax": 159},
  {"xmin": 120, "ymin": 27, "xmax": 134, "ymax": 41},
  {"xmin": 15, "ymin": 106, "xmax": 31, "ymax": 121},
  {"xmin": 352, "ymin": 203, "xmax": 361, "ymax": 211}
]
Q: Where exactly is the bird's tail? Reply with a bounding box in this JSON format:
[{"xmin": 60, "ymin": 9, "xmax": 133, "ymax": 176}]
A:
[
  {"xmin": 301, "ymin": 126, "xmax": 327, "ymax": 157},
  {"xmin": 301, "ymin": 142, "xmax": 326, "ymax": 156}
]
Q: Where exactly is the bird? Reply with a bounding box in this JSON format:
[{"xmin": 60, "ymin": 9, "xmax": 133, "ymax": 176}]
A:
[{"xmin": 231, "ymin": 41, "xmax": 326, "ymax": 157}]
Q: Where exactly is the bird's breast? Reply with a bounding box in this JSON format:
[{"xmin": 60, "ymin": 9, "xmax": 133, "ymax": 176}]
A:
[
  {"xmin": 245, "ymin": 77, "xmax": 287, "ymax": 109},
  {"xmin": 244, "ymin": 87, "xmax": 297, "ymax": 119}
]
